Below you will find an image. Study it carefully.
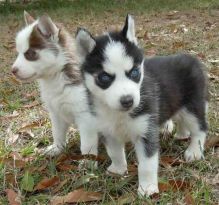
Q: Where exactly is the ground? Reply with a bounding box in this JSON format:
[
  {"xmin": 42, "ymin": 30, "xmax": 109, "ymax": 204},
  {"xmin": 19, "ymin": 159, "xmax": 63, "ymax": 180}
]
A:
[{"xmin": 0, "ymin": 1, "xmax": 219, "ymax": 204}]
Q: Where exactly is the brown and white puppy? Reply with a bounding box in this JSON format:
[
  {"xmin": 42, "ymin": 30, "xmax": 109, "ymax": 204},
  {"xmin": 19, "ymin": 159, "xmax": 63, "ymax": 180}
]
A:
[{"xmin": 12, "ymin": 11, "xmax": 98, "ymax": 157}]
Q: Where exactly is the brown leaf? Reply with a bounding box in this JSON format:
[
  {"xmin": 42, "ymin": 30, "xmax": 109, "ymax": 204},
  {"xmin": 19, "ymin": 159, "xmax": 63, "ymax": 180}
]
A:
[
  {"xmin": 50, "ymin": 189, "xmax": 102, "ymax": 205},
  {"xmin": 22, "ymin": 100, "xmax": 40, "ymax": 109},
  {"xmin": 56, "ymin": 163, "xmax": 78, "ymax": 171},
  {"xmin": 184, "ymin": 192, "xmax": 195, "ymax": 205},
  {"xmin": 18, "ymin": 119, "xmax": 47, "ymax": 132},
  {"xmin": 169, "ymin": 180, "xmax": 191, "ymax": 191},
  {"xmin": 0, "ymin": 157, "xmax": 26, "ymax": 168},
  {"xmin": 158, "ymin": 182, "xmax": 170, "ymax": 192},
  {"xmin": 0, "ymin": 111, "xmax": 19, "ymax": 121},
  {"xmin": 5, "ymin": 189, "xmax": 21, "ymax": 205},
  {"xmin": 52, "ymin": 179, "xmax": 69, "ymax": 194},
  {"xmin": 205, "ymin": 135, "xmax": 219, "ymax": 148},
  {"xmin": 34, "ymin": 176, "xmax": 60, "ymax": 191},
  {"xmin": 160, "ymin": 156, "xmax": 185, "ymax": 167}
]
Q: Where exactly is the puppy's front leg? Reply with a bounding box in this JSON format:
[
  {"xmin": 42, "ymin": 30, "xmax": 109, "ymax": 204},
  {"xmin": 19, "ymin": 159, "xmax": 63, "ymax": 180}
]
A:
[
  {"xmin": 134, "ymin": 124, "xmax": 159, "ymax": 196},
  {"xmin": 44, "ymin": 112, "xmax": 69, "ymax": 156},
  {"xmin": 105, "ymin": 137, "xmax": 127, "ymax": 175}
]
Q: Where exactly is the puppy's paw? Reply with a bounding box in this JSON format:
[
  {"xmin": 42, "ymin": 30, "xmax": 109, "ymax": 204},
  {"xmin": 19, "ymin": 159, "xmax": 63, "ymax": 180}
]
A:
[
  {"xmin": 78, "ymin": 159, "xmax": 97, "ymax": 170},
  {"xmin": 43, "ymin": 144, "xmax": 63, "ymax": 156},
  {"xmin": 138, "ymin": 184, "xmax": 159, "ymax": 197},
  {"xmin": 184, "ymin": 146, "xmax": 204, "ymax": 162},
  {"xmin": 161, "ymin": 120, "xmax": 174, "ymax": 134},
  {"xmin": 107, "ymin": 164, "xmax": 127, "ymax": 176}
]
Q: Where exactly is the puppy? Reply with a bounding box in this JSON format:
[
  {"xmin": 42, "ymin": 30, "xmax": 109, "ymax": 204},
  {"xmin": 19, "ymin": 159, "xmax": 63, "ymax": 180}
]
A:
[
  {"xmin": 75, "ymin": 15, "xmax": 208, "ymax": 196},
  {"xmin": 12, "ymin": 11, "xmax": 98, "ymax": 158}
]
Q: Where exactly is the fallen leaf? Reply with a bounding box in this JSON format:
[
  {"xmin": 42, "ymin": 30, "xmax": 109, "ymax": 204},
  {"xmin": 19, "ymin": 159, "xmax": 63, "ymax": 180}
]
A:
[
  {"xmin": 18, "ymin": 119, "xmax": 47, "ymax": 132},
  {"xmin": 205, "ymin": 135, "xmax": 219, "ymax": 148},
  {"xmin": 52, "ymin": 179, "xmax": 69, "ymax": 194},
  {"xmin": 56, "ymin": 163, "xmax": 78, "ymax": 171},
  {"xmin": 50, "ymin": 189, "xmax": 102, "ymax": 205},
  {"xmin": 5, "ymin": 189, "xmax": 21, "ymax": 205},
  {"xmin": 117, "ymin": 193, "xmax": 135, "ymax": 205},
  {"xmin": 0, "ymin": 110, "xmax": 19, "ymax": 121},
  {"xmin": 169, "ymin": 179, "xmax": 191, "ymax": 191},
  {"xmin": 160, "ymin": 156, "xmax": 185, "ymax": 167},
  {"xmin": 35, "ymin": 176, "xmax": 60, "ymax": 191},
  {"xmin": 184, "ymin": 192, "xmax": 195, "ymax": 205},
  {"xmin": 22, "ymin": 100, "xmax": 40, "ymax": 109}
]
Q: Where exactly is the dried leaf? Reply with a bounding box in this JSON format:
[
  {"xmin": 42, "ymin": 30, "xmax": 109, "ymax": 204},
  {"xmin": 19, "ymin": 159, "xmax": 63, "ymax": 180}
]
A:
[
  {"xmin": 52, "ymin": 179, "xmax": 69, "ymax": 194},
  {"xmin": 56, "ymin": 163, "xmax": 78, "ymax": 171},
  {"xmin": 18, "ymin": 119, "xmax": 47, "ymax": 132},
  {"xmin": 169, "ymin": 180, "xmax": 191, "ymax": 191},
  {"xmin": 50, "ymin": 189, "xmax": 102, "ymax": 205},
  {"xmin": 22, "ymin": 100, "xmax": 40, "ymax": 109},
  {"xmin": 117, "ymin": 193, "xmax": 135, "ymax": 205},
  {"xmin": 184, "ymin": 192, "xmax": 195, "ymax": 205},
  {"xmin": 160, "ymin": 156, "xmax": 185, "ymax": 167},
  {"xmin": 5, "ymin": 189, "xmax": 21, "ymax": 205},
  {"xmin": 0, "ymin": 111, "xmax": 19, "ymax": 121},
  {"xmin": 35, "ymin": 176, "xmax": 60, "ymax": 191},
  {"xmin": 205, "ymin": 135, "xmax": 219, "ymax": 148}
]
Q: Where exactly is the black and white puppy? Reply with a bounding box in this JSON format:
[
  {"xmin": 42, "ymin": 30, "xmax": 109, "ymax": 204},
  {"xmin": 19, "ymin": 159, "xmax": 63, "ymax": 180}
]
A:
[{"xmin": 75, "ymin": 15, "xmax": 208, "ymax": 196}]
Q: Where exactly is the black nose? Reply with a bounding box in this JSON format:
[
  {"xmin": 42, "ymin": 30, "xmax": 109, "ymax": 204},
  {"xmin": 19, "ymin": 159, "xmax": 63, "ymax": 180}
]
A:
[
  {"xmin": 12, "ymin": 67, "xmax": 18, "ymax": 75},
  {"xmin": 120, "ymin": 95, "xmax": 133, "ymax": 109}
]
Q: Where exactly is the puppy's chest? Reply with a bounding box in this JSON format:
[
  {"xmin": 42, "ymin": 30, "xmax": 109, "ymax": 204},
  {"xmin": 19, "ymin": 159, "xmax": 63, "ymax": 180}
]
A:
[
  {"xmin": 97, "ymin": 109, "xmax": 149, "ymax": 142},
  {"xmin": 41, "ymin": 84, "xmax": 88, "ymax": 122}
]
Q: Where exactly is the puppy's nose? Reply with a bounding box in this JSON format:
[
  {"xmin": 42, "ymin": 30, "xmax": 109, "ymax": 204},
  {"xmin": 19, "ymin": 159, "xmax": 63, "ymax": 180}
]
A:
[
  {"xmin": 120, "ymin": 95, "xmax": 133, "ymax": 109},
  {"xmin": 12, "ymin": 67, "xmax": 18, "ymax": 75}
]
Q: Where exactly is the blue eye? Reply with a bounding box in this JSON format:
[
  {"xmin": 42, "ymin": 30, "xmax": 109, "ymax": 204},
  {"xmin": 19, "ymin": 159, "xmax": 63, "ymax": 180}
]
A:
[
  {"xmin": 128, "ymin": 68, "xmax": 141, "ymax": 82},
  {"xmin": 130, "ymin": 68, "xmax": 139, "ymax": 78},
  {"xmin": 98, "ymin": 73, "xmax": 111, "ymax": 83},
  {"xmin": 96, "ymin": 72, "xmax": 115, "ymax": 89}
]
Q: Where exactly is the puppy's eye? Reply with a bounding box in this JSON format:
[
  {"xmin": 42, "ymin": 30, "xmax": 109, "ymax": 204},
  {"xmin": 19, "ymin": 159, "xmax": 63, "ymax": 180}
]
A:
[
  {"xmin": 24, "ymin": 49, "xmax": 39, "ymax": 61},
  {"xmin": 127, "ymin": 68, "xmax": 141, "ymax": 82},
  {"xmin": 96, "ymin": 72, "xmax": 115, "ymax": 89}
]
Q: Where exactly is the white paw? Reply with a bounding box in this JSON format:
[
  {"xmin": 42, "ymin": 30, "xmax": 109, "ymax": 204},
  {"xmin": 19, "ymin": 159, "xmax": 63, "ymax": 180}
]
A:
[
  {"xmin": 138, "ymin": 184, "xmax": 159, "ymax": 197},
  {"xmin": 43, "ymin": 144, "xmax": 63, "ymax": 156},
  {"xmin": 175, "ymin": 133, "xmax": 190, "ymax": 140},
  {"xmin": 107, "ymin": 164, "xmax": 127, "ymax": 175},
  {"xmin": 78, "ymin": 159, "xmax": 97, "ymax": 170},
  {"xmin": 161, "ymin": 120, "xmax": 174, "ymax": 134},
  {"xmin": 184, "ymin": 146, "xmax": 204, "ymax": 162}
]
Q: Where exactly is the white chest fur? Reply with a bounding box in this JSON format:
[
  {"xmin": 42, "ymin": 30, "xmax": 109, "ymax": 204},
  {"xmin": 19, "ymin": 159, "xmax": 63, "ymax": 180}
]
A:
[
  {"xmin": 96, "ymin": 102, "xmax": 150, "ymax": 143},
  {"xmin": 38, "ymin": 73, "xmax": 89, "ymax": 125}
]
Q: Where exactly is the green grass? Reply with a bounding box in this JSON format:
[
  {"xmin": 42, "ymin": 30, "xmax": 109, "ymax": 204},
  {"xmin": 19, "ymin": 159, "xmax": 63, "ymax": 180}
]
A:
[{"xmin": 0, "ymin": 0, "xmax": 218, "ymax": 204}]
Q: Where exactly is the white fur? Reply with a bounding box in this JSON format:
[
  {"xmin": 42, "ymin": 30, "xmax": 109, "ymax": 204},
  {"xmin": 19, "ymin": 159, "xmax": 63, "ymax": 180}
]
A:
[
  {"xmin": 135, "ymin": 141, "xmax": 159, "ymax": 196},
  {"xmin": 173, "ymin": 108, "xmax": 206, "ymax": 161},
  {"xmin": 13, "ymin": 21, "xmax": 98, "ymax": 157},
  {"xmin": 126, "ymin": 15, "xmax": 138, "ymax": 45},
  {"xmin": 85, "ymin": 41, "xmax": 143, "ymax": 111}
]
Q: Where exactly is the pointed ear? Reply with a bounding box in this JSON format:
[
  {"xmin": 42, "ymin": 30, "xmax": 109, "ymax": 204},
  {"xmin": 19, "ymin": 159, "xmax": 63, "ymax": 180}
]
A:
[
  {"xmin": 24, "ymin": 10, "xmax": 35, "ymax": 25},
  {"xmin": 37, "ymin": 15, "xmax": 59, "ymax": 40},
  {"xmin": 75, "ymin": 28, "xmax": 96, "ymax": 59},
  {"xmin": 122, "ymin": 14, "xmax": 137, "ymax": 45}
]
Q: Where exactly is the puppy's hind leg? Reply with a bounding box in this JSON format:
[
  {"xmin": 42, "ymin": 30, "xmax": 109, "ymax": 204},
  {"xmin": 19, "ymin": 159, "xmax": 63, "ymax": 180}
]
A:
[{"xmin": 180, "ymin": 104, "xmax": 207, "ymax": 162}]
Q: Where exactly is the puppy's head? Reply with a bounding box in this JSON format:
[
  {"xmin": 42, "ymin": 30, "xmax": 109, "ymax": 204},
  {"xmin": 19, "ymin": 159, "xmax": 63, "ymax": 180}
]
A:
[
  {"xmin": 12, "ymin": 11, "xmax": 66, "ymax": 82},
  {"xmin": 76, "ymin": 15, "xmax": 144, "ymax": 111}
]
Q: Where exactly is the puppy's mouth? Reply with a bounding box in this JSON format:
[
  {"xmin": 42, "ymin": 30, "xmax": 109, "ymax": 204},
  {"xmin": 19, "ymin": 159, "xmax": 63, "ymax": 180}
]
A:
[{"xmin": 15, "ymin": 73, "xmax": 37, "ymax": 82}]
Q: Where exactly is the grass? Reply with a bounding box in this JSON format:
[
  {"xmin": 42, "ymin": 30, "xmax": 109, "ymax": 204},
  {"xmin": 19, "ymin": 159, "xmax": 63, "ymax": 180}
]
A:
[{"xmin": 0, "ymin": 0, "xmax": 219, "ymax": 204}]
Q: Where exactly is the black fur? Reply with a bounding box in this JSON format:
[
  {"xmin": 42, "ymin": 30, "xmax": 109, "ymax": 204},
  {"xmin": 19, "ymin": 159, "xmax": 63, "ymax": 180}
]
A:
[{"xmin": 131, "ymin": 54, "xmax": 208, "ymax": 132}]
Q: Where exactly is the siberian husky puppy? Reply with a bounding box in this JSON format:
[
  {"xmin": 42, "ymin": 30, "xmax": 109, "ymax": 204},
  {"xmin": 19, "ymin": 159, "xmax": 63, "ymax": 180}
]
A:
[
  {"xmin": 12, "ymin": 11, "xmax": 98, "ymax": 157},
  {"xmin": 75, "ymin": 15, "xmax": 208, "ymax": 196}
]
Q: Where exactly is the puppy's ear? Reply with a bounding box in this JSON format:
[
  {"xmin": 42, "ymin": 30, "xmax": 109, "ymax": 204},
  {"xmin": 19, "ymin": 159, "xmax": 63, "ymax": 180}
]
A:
[
  {"xmin": 37, "ymin": 15, "xmax": 59, "ymax": 41},
  {"xmin": 122, "ymin": 14, "xmax": 137, "ymax": 45},
  {"xmin": 24, "ymin": 10, "xmax": 35, "ymax": 25},
  {"xmin": 75, "ymin": 28, "xmax": 96, "ymax": 59}
]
